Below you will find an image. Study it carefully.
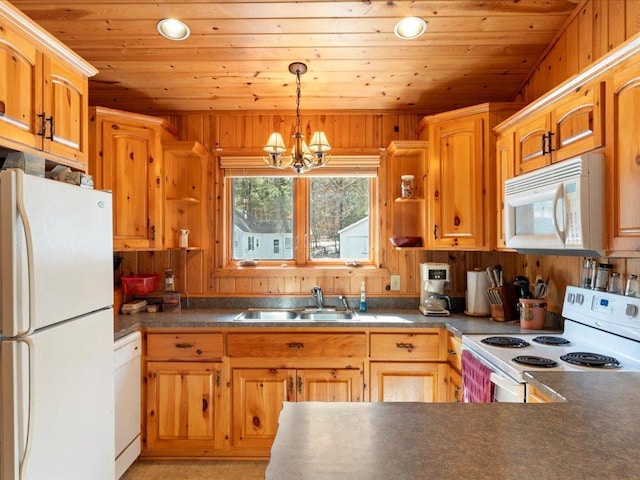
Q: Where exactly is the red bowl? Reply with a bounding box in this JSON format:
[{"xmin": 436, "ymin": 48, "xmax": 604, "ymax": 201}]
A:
[{"xmin": 389, "ymin": 236, "xmax": 423, "ymax": 248}]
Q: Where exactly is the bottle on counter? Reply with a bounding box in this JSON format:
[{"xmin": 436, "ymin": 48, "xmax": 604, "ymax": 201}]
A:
[{"xmin": 359, "ymin": 281, "xmax": 367, "ymax": 312}]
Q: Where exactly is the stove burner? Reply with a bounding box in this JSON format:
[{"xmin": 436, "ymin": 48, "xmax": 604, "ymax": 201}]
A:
[
  {"xmin": 481, "ymin": 336, "xmax": 530, "ymax": 348},
  {"xmin": 560, "ymin": 352, "xmax": 623, "ymax": 369},
  {"xmin": 532, "ymin": 336, "xmax": 571, "ymax": 346},
  {"xmin": 513, "ymin": 355, "xmax": 559, "ymax": 368}
]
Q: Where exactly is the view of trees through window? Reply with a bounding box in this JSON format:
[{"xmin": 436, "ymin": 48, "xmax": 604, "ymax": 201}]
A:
[
  {"xmin": 310, "ymin": 178, "xmax": 369, "ymax": 259},
  {"xmin": 231, "ymin": 177, "xmax": 369, "ymax": 261}
]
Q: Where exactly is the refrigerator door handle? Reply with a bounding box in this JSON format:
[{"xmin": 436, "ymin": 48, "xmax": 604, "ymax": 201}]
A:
[
  {"xmin": 17, "ymin": 337, "xmax": 36, "ymax": 480},
  {"xmin": 15, "ymin": 170, "xmax": 36, "ymax": 337}
]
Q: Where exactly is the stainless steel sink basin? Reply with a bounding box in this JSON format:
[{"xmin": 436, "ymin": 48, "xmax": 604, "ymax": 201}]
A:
[
  {"xmin": 298, "ymin": 312, "xmax": 355, "ymax": 321},
  {"xmin": 234, "ymin": 308, "xmax": 356, "ymax": 322},
  {"xmin": 234, "ymin": 309, "xmax": 299, "ymax": 321}
]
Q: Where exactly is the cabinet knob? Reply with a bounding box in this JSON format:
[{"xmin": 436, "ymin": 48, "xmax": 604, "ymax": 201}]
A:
[
  {"xmin": 174, "ymin": 342, "xmax": 194, "ymax": 349},
  {"xmin": 287, "ymin": 342, "xmax": 304, "ymax": 349},
  {"xmin": 395, "ymin": 342, "xmax": 415, "ymax": 350},
  {"xmin": 447, "ymin": 349, "xmax": 457, "ymax": 356},
  {"xmin": 433, "ymin": 224, "xmax": 439, "ymax": 239}
]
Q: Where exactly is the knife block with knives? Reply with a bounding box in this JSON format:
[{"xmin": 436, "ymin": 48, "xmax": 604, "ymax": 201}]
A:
[{"xmin": 485, "ymin": 265, "xmax": 517, "ymax": 322}]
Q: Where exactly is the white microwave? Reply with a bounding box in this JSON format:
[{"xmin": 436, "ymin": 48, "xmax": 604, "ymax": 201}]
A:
[{"xmin": 504, "ymin": 153, "xmax": 604, "ymax": 256}]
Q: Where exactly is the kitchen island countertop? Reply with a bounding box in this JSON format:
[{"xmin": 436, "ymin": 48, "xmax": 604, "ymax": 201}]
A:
[{"xmin": 266, "ymin": 371, "xmax": 640, "ymax": 479}]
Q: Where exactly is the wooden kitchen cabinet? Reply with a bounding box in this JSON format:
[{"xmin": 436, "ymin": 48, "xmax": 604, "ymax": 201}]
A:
[
  {"xmin": 232, "ymin": 367, "xmax": 362, "ymax": 449},
  {"xmin": 146, "ymin": 361, "xmax": 222, "ymax": 451},
  {"xmin": 369, "ymin": 330, "xmax": 447, "ymax": 402},
  {"xmin": 605, "ymin": 56, "xmax": 640, "ymax": 255},
  {"xmin": 228, "ymin": 331, "xmax": 365, "ymax": 450},
  {"xmin": 0, "ymin": 4, "xmax": 95, "ymax": 169},
  {"xmin": 89, "ymin": 107, "xmax": 178, "ymax": 250},
  {"xmin": 370, "ymin": 362, "xmax": 448, "ymax": 402},
  {"xmin": 509, "ymin": 81, "xmax": 604, "ymax": 176},
  {"xmin": 417, "ymin": 103, "xmax": 520, "ymax": 250},
  {"xmin": 162, "ymin": 141, "xmax": 209, "ymax": 250},
  {"xmin": 446, "ymin": 333, "xmax": 463, "ymax": 403},
  {"xmin": 385, "ymin": 141, "xmax": 428, "ymax": 249},
  {"xmin": 144, "ymin": 333, "xmax": 225, "ymax": 455},
  {"xmin": 495, "ymin": 132, "xmax": 515, "ymax": 250}
]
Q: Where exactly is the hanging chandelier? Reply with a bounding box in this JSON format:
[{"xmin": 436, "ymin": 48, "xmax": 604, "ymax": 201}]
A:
[{"xmin": 263, "ymin": 62, "xmax": 331, "ymax": 173}]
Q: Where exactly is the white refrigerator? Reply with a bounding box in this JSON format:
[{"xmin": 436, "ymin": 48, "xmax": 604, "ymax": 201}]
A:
[{"xmin": 0, "ymin": 169, "xmax": 115, "ymax": 479}]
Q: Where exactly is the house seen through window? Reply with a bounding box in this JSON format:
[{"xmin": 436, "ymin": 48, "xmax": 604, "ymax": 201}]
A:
[{"xmin": 231, "ymin": 176, "xmax": 371, "ymax": 263}]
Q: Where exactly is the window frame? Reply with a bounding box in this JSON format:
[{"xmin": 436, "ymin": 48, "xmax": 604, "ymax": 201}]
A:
[{"xmin": 221, "ymin": 156, "xmax": 380, "ymax": 268}]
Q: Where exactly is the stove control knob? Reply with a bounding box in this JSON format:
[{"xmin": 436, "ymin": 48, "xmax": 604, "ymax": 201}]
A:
[
  {"xmin": 567, "ymin": 293, "xmax": 576, "ymax": 304},
  {"xmin": 625, "ymin": 304, "xmax": 638, "ymax": 317},
  {"xmin": 575, "ymin": 293, "xmax": 585, "ymax": 305}
]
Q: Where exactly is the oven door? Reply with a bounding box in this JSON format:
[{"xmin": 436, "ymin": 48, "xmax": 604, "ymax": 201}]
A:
[
  {"xmin": 489, "ymin": 371, "xmax": 526, "ymax": 403},
  {"xmin": 461, "ymin": 346, "xmax": 527, "ymax": 403}
]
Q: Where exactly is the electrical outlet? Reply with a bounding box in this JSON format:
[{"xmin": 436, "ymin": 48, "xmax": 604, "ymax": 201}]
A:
[{"xmin": 390, "ymin": 275, "xmax": 401, "ymax": 291}]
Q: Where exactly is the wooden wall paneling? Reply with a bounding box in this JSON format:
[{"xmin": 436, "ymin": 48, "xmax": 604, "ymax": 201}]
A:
[
  {"xmin": 218, "ymin": 276, "xmax": 236, "ymax": 294},
  {"xmin": 609, "ymin": 0, "xmax": 627, "ymax": 51},
  {"xmin": 284, "ymin": 275, "xmax": 301, "ymax": 293},
  {"xmin": 578, "ymin": 1, "xmax": 595, "ymax": 68},
  {"xmin": 592, "ymin": 0, "xmax": 609, "ymax": 60},
  {"xmin": 185, "ymin": 250, "xmax": 204, "ymax": 294},
  {"xmin": 252, "ymin": 114, "xmax": 271, "ymax": 151},
  {"xmin": 563, "ymin": 15, "xmax": 581, "ymax": 78},
  {"xmin": 218, "ymin": 113, "xmax": 237, "ymax": 150},
  {"xmin": 334, "ymin": 276, "xmax": 351, "ymax": 295},
  {"xmin": 626, "ymin": 0, "xmax": 640, "ymax": 37},
  {"xmin": 267, "ymin": 276, "xmax": 285, "ymax": 294},
  {"xmin": 626, "ymin": 258, "xmax": 640, "ymax": 276}
]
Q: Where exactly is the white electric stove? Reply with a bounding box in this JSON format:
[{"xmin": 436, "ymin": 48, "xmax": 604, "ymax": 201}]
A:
[{"xmin": 461, "ymin": 286, "xmax": 640, "ymax": 402}]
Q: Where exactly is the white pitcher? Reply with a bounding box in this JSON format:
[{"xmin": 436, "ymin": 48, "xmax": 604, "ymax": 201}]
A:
[{"xmin": 179, "ymin": 229, "xmax": 190, "ymax": 249}]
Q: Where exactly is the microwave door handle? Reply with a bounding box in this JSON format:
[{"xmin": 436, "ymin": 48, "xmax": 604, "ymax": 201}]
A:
[{"xmin": 551, "ymin": 184, "xmax": 564, "ymax": 242}]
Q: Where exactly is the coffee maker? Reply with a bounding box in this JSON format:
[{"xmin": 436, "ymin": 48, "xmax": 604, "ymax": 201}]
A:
[{"xmin": 419, "ymin": 262, "xmax": 451, "ymax": 316}]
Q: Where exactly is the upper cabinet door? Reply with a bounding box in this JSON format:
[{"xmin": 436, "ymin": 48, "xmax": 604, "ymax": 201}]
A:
[
  {"xmin": 41, "ymin": 56, "xmax": 88, "ymax": 164},
  {"xmin": 0, "ymin": 21, "xmax": 41, "ymax": 148},
  {"xmin": 102, "ymin": 119, "xmax": 160, "ymax": 250},
  {"xmin": 430, "ymin": 116, "xmax": 485, "ymax": 249},
  {"xmin": 606, "ymin": 60, "xmax": 640, "ymax": 254},
  {"xmin": 496, "ymin": 132, "xmax": 515, "ymax": 251},
  {"xmin": 514, "ymin": 112, "xmax": 551, "ymax": 175},
  {"xmin": 551, "ymin": 81, "xmax": 604, "ymax": 163}
]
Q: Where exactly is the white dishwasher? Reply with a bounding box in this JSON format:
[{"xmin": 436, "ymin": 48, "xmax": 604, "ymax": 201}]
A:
[{"xmin": 114, "ymin": 331, "xmax": 142, "ymax": 479}]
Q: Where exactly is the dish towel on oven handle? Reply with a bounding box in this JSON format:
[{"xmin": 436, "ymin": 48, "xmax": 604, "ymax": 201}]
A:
[{"xmin": 462, "ymin": 349, "xmax": 495, "ymax": 403}]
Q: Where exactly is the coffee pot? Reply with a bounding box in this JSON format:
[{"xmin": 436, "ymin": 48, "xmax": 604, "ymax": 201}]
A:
[{"xmin": 419, "ymin": 262, "xmax": 451, "ymax": 316}]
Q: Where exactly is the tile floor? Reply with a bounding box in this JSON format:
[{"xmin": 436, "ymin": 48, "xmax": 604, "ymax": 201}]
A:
[{"xmin": 120, "ymin": 460, "xmax": 267, "ymax": 480}]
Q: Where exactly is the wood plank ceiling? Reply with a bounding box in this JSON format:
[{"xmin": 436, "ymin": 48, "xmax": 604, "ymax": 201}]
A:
[{"xmin": 10, "ymin": 0, "xmax": 580, "ymax": 114}]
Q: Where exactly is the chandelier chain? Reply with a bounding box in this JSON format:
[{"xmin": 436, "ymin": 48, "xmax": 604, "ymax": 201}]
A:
[{"xmin": 295, "ymin": 70, "xmax": 302, "ymax": 134}]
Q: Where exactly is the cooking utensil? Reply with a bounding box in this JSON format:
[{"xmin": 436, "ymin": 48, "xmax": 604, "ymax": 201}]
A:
[
  {"xmin": 534, "ymin": 280, "xmax": 548, "ymax": 299},
  {"xmin": 514, "ymin": 275, "xmax": 532, "ymax": 298},
  {"xmin": 486, "ymin": 267, "xmax": 496, "ymax": 287}
]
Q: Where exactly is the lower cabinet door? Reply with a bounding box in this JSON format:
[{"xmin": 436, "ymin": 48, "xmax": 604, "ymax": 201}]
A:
[
  {"xmin": 369, "ymin": 362, "xmax": 448, "ymax": 402},
  {"xmin": 146, "ymin": 361, "xmax": 222, "ymax": 451},
  {"xmin": 232, "ymin": 368, "xmax": 294, "ymax": 449},
  {"xmin": 296, "ymin": 368, "xmax": 363, "ymax": 402},
  {"xmin": 447, "ymin": 367, "xmax": 463, "ymax": 403}
]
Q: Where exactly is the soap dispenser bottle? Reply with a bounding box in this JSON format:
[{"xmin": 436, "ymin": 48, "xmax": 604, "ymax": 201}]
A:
[{"xmin": 359, "ymin": 281, "xmax": 367, "ymax": 312}]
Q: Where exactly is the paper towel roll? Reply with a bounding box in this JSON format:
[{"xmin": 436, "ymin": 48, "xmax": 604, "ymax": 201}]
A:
[{"xmin": 465, "ymin": 270, "xmax": 491, "ymax": 316}]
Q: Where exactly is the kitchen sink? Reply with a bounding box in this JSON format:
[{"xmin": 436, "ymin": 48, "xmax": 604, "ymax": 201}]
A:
[
  {"xmin": 298, "ymin": 312, "xmax": 355, "ymax": 321},
  {"xmin": 234, "ymin": 308, "xmax": 356, "ymax": 322}
]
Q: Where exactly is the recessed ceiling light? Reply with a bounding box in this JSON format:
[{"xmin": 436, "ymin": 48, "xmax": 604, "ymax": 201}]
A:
[
  {"xmin": 157, "ymin": 18, "xmax": 190, "ymax": 41},
  {"xmin": 394, "ymin": 17, "xmax": 427, "ymax": 40}
]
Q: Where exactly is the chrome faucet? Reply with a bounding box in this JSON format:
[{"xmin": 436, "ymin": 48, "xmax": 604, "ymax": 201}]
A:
[
  {"xmin": 339, "ymin": 295, "xmax": 350, "ymax": 311},
  {"xmin": 311, "ymin": 286, "xmax": 324, "ymax": 309}
]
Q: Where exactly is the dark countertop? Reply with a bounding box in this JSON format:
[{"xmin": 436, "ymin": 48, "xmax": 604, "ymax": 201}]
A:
[
  {"xmin": 266, "ymin": 372, "xmax": 640, "ymax": 480},
  {"xmin": 113, "ymin": 308, "xmax": 546, "ymax": 340}
]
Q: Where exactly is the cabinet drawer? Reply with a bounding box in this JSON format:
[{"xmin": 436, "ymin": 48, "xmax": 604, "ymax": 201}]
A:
[
  {"xmin": 227, "ymin": 333, "xmax": 366, "ymax": 358},
  {"xmin": 447, "ymin": 333, "xmax": 462, "ymax": 372},
  {"xmin": 370, "ymin": 332, "xmax": 443, "ymax": 360},
  {"xmin": 146, "ymin": 333, "xmax": 223, "ymax": 360}
]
